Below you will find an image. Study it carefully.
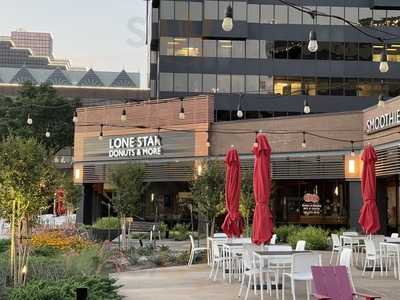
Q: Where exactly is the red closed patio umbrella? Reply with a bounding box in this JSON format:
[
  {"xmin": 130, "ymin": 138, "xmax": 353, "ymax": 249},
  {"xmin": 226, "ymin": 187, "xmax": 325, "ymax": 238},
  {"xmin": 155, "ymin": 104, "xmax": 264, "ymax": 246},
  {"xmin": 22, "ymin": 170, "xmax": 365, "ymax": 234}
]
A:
[
  {"xmin": 252, "ymin": 134, "xmax": 273, "ymax": 245},
  {"xmin": 222, "ymin": 147, "xmax": 244, "ymax": 237},
  {"xmin": 359, "ymin": 144, "xmax": 380, "ymax": 234}
]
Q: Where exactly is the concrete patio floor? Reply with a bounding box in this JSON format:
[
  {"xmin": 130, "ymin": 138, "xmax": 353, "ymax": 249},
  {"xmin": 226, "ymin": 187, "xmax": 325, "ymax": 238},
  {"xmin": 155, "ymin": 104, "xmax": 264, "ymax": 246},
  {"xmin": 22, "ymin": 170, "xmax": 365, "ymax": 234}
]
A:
[{"xmin": 115, "ymin": 251, "xmax": 400, "ymax": 300}]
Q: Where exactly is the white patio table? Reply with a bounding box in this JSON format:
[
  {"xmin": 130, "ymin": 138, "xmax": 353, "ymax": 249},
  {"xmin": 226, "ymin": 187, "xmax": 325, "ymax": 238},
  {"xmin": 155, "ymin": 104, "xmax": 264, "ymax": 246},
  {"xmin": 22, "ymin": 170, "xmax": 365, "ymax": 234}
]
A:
[
  {"xmin": 222, "ymin": 238, "xmax": 251, "ymax": 283},
  {"xmin": 380, "ymin": 241, "xmax": 400, "ymax": 280},
  {"xmin": 340, "ymin": 234, "xmax": 365, "ymax": 265}
]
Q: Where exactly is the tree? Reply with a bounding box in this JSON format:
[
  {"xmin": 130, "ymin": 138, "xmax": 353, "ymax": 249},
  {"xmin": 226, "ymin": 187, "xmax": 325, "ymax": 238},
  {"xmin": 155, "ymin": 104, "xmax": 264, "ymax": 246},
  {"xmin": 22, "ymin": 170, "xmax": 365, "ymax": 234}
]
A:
[
  {"xmin": 191, "ymin": 160, "xmax": 225, "ymax": 236},
  {"xmin": 240, "ymin": 170, "xmax": 255, "ymax": 237},
  {"xmin": 0, "ymin": 136, "xmax": 58, "ymax": 286},
  {"xmin": 108, "ymin": 164, "xmax": 147, "ymax": 248},
  {"xmin": 0, "ymin": 83, "xmax": 79, "ymax": 154}
]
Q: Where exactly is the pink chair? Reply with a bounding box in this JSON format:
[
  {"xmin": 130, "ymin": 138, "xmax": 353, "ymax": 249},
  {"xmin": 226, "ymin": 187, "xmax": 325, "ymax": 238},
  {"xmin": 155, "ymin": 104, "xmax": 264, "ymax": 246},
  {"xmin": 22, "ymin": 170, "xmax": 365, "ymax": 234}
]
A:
[{"xmin": 311, "ymin": 266, "xmax": 380, "ymax": 300}]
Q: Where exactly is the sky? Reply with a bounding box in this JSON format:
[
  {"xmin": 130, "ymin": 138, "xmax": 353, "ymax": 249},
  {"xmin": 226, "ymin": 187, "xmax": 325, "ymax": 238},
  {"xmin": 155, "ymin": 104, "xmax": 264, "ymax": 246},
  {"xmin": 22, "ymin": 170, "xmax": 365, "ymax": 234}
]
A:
[{"xmin": 0, "ymin": 0, "xmax": 148, "ymax": 87}]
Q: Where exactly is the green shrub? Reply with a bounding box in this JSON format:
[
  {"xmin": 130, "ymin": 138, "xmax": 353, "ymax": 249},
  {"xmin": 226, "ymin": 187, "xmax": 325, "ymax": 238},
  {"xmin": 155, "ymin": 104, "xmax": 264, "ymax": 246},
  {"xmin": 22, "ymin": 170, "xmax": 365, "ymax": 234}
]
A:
[
  {"xmin": 0, "ymin": 254, "xmax": 8, "ymax": 298},
  {"xmin": 170, "ymin": 223, "xmax": 190, "ymax": 241},
  {"xmin": 275, "ymin": 225, "xmax": 300, "ymax": 243},
  {"xmin": 7, "ymin": 276, "xmax": 122, "ymax": 300},
  {"xmin": 28, "ymin": 255, "xmax": 66, "ymax": 281},
  {"xmin": 65, "ymin": 247, "xmax": 103, "ymax": 277},
  {"xmin": 31, "ymin": 245, "xmax": 62, "ymax": 257},
  {"xmin": 288, "ymin": 226, "xmax": 329, "ymax": 250},
  {"xmin": 93, "ymin": 217, "xmax": 120, "ymax": 230},
  {"xmin": 0, "ymin": 239, "xmax": 10, "ymax": 253}
]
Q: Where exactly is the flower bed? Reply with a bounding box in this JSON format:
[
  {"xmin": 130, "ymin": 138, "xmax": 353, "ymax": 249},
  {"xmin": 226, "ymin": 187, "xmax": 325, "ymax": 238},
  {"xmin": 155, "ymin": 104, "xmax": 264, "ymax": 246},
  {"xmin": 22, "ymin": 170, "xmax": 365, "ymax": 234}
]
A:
[{"xmin": 32, "ymin": 229, "xmax": 93, "ymax": 251}]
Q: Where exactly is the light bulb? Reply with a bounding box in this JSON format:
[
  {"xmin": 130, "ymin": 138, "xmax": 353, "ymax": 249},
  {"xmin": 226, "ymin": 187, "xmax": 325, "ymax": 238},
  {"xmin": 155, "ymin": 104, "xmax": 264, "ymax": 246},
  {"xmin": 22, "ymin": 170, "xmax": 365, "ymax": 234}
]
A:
[
  {"xmin": 237, "ymin": 109, "xmax": 243, "ymax": 118},
  {"xmin": 206, "ymin": 140, "xmax": 211, "ymax": 147},
  {"xmin": 303, "ymin": 100, "xmax": 311, "ymax": 114},
  {"xmin": 73, "ymin": 111, "xmax": 78, "ymax": 123},
  {"xmin": 379, "ymin": 61, "xmax": 389, "ymax": 73},
  {"xmin": 179, "ymin": 111, "xmax": 185, "ymax": 120},
  {"xmin": 222, "ymin": 17, "xmax": 233, "ymax": 32},
  {"xmin": 378, "ymin": 95, "xmax": 385, "ymax": 107},
  {"xmin": 45, "ymin": 131, "xmax": 50, "ymax": 138},
  {"xmin": 308, "ymin": 30, "xmax": 318, "ymax": 53},
  {"xmin": 98, "ymin": 133, "xmax": 103, "ymax": 141},
  {"xmin": 302, "ymin": 141, "xmax": 307, "ymax": 148},
  {"xmin": 121, "ymin": 109, "xmax": 127, "ymax": 121},
  {"xmin": 27, "ymin": 115, "xmax": 33, "ymax": 125},
  {"xmin": 351, "ymin": 150, "xmax": 355, "ymax": 157}
]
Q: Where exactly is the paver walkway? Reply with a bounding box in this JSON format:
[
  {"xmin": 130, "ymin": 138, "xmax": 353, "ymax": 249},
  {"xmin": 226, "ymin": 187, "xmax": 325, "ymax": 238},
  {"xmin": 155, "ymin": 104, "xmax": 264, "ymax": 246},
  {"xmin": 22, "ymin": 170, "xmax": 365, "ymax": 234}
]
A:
[{"xmin": 115, "ymin": 251, "xmax": 400, "ymax": 300}]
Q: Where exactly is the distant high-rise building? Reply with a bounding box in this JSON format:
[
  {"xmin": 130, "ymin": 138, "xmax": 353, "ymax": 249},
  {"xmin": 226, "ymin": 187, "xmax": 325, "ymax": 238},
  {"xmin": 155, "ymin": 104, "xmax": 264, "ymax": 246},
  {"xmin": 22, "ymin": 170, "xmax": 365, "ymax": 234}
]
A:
[{"xmin": 11, "ymin": 30, "xmax": 53, "ymax": 58}]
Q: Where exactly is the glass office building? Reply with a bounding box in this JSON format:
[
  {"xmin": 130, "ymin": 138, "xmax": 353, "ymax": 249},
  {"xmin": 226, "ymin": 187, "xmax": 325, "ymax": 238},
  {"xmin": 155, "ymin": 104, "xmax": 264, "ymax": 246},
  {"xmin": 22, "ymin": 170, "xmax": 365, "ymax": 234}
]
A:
[{"xmin": 149, "ymin": 0, "xmax": 400, "ymax": 121}]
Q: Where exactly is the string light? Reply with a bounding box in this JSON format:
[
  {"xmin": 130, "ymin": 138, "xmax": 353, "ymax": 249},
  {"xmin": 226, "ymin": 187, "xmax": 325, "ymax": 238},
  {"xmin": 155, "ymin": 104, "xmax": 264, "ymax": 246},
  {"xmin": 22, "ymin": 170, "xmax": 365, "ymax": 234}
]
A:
[
  {"xmin": 206, "ymin": 137, "xmax": 211, "ymax": 148},
  {"xmin": 45, "ymin": 129, "xmax": 50, "ymax": 138},
  {"xmin": 377, "ymin": 94, "xmax": 385, "ymax": 107},
  {"xmin": 222, "ymin": 4, "xmax": 233, "ymax": 32},
  {"xmin": 308, "ymin": 29, "xmax": 318, "ymax": 53},
  {"xmin": 303, "ymin": 99, "xmax": 311, "ymax": 114},
  {"xmin": 236, "ymin": 104, "xmax": 244, "ymax": 119},
  {"xmin": 301, "ymin": 132, "xmax": 307, "ymax": 148},
  {"xmin": 72, "ymin": 110, "xmax": 78, "ymax": 123},
  {"xmin": 120, "ymin": 108, "xmax": 127, "ymax": 122},
  {"xmin": 351, "ymin": 141, "xmax": 355, "ymax": 156},
  {"xmin": 379, "ymin": 47, "xmax": 389, "ymax": 73},
  {"xmin": 27, "ymin": 114, "xmax": 33, "ymax": 125},
  {"xmin": 179, "ymin": 97, "xmax": 185, "ymax": 120},
  {"xmin": 98, "ymin": 124, "xmax": 104, "ymax": 141}
]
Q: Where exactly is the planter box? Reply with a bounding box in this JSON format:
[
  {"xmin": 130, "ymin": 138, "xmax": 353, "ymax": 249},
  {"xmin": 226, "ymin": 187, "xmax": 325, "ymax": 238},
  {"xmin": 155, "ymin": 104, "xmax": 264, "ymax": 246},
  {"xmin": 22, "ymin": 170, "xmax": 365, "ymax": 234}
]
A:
[{"xmin": 89, "ymin": 228, "xmax": 121, "ymax": 242}]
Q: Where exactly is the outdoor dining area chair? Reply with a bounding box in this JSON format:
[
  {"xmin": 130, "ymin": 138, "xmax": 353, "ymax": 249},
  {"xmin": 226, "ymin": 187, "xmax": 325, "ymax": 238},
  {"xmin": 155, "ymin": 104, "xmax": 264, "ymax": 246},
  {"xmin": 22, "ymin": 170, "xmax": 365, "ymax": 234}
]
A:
[{"xmin": 188, "ymin": 234, "xmax": 208, "ymax": 267}]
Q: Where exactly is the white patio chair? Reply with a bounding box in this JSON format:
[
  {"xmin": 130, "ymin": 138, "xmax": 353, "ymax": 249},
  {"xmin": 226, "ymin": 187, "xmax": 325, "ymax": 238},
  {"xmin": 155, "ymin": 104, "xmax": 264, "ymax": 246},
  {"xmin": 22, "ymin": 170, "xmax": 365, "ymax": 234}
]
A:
[
  {"xmin": 213, "ymin": 232, "xmax": 228, "ymax": 238},
  {"xmin": 266, "ymin": 245, "xmax": 293, "ymax": 299},
  {"xmin": 238, "ymin": 244, "xmax": 263, "ymax": 299},
  {"xmin": 339, "ymin": 247, "xmax": 355, "ymax": 292},
  {"xmin": 208, "ymin": 239, "xmax": 227, "ymax": 281},
  {"xmin": 282, "ymin": 252, "xmax": 321, "ymax": 300},
  {"xmin": 391, "ymin": 233, "xmax": 399, "ymax": 238},
  {"xmin": 362, "ymin": 239, "xmax": 386, "ymax": 278},
  {"xmin": 207, "ymin": 237, "xmax": 213, "ymax": 266},
  {"xmin": 330, "ymin": 233, "xmax": 342, "ymax": 265},
  {"xmin": 295, "ymin": 240, "xmax": 306, "ymax": 251},
  {"xmin": 188, "ymin": 234, "xmax": 207, "ymax": 267},
  {"xmin": 270, "ymin": 234, "xmax": 277, "ymax": 245}
]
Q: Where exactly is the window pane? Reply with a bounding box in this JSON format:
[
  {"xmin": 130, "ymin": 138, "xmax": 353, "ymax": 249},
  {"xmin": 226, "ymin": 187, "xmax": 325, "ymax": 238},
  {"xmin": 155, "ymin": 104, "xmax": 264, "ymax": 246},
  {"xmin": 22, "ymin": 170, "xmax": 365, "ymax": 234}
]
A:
[
  {"xmin": 260, "ymin": 40, "xmax": 274, "ymax": 59},
  {"xmin": 159, "ymin": 72, "xmax": 173, "ymax": 91},
  {"xmin": 174, "ymin": 38, "xmax": 188, "ymax": 56},
  {"xmin": 203, "ymin": 39, "xmax": 217, "ymax": 57},
  {"xmin": 274, "ymin": 41, "xmax": 287, "ymax": 59},
  {"xmin": 387, "ymin": 47, "xmax": 400, "ymax": 62},
  {"xmin": 359, "ymin": 43, "xmax": 372, "ymax": 61},
  {"xmin": 204, "ymin": 1, "xmax": 218, "ymax": 20},
  {"xmin": 152, "ymin": 8, "xmax": 159, "ymax": 23},
  {"xmin": 232, "ymin": 40, "xmax": 245, "ymax": 58},
  {"xmin": 345, "ymin": 7, "xmax": 358, "ymax": 25},
  {"xmin": 274, "ymin": 77, "xmax": 290, "ymax": 95},
  {"xmin": 288, "ymin": 41, "xmax": 302, "ymax": 59},
  {"xmin": 231, "ymin": 75, "xmax": 244, "ymax": 93},
  {"xmin": 260, "ymin": 76, "xmax": 273, "ymax": 94},
  {"xmin": 203, "ymin": 74, "xmax": 216, "ymax": 92},
  {"xmin": 188, "ymin": 38, "xmax": 202, "ymax": 56},
  {"xmin": 174, "ymin": 73, "xmax": 187, "ymax": 92},
  {"xmin": 219, "ymin": 1, "xmax": 230, "ymax": 20},
  {"xmin": 218, "ymin": 40, "xmax": 232, "ymax": 57},
  {"xmin": 189, "ymin": 2, "xmax": 202, "ymax": 21},
  {"xmin": 387, "ymin": 10, "xmax": 400, "ymax": 26},
  {"xmin": 288, "ymin": 6, "xmax": 301, "ymax": 24},
  {"xmin": 303, "ymin": 6, "xmax": 316, "ymax": 24},
  {"xmin": 358, "ymin": 79, "xmax": 378, "ymax": 96},
  {"xmin": 260, "ymin": 5, "xmax": 274, "ymax": 24},
  {"xmin": 345, "ymin": 78, "xmax": 357, "ymax": 96},
  {"xmin": 233, "ymin": 2, "xmax": 247, "ymax": 21},
  {"xmin": 345, "ymin": 42, "xmax": 358, "ymax": 60},
  {"xmin": 372, "ymin": 45, "xmax": 384, "ymax": 62},
  {"xmin": 160, "ymin": 1, "xmax": 174, "ymax": 19},
  {"xmin": 317, "ymin": 6, "xmax": 330, "ymax": 25},
  {"xmin": 373, "ymin": 9, "xmax": 386, "ymax": 25},
  {"xmin": 188, "ymin": 73, "xmax": 202, "ymax": 92},
  {"xmin": 331, "ymin": 6, "xmax": 344, "ymax": 25},
  {"xmin": 359, "ymin": 8, "xmax": 373, "ymax": 26},
  {"xmin": 217, "ymin": 74, "xmax": 230, "ymax": 93},
  {"xmin": 317, "ymin": 77, "xmax": 330, "ymax": 95},
  {"xmin": 246, "ymin": 40, "xmax": 259, "ymax": 59},
  {"xmin": 330, "ymin": 78, "xmax": 344, "ymax": 96},
  {"xmin": 302, "ymin": 41, "xmax": 316, "ymax": 59},
  {"xmin": 331, "ymin": 42, "xmax": 344, "ymax": 60},
  {"xmin": 248, "ymin": 4, "xmax": 260, "ymax": 23},
  {"xmin": 275, "ymin": 5, "xmax": 288, "ymax": 24},
  {"xmin": 175, "ymin": 1, "xmax": 188, "ymax": 20},
  {"xmin": 303, "ymin": 77, "xmax": 316, "ymax": 96},
  {"xmin": 160, "ymin": 37, "xmax": 174, "ymax": 55},
  {"xmin": 150, "ymin": 51, "xmax": 157, "ymax": 63},
  {"xmin": 246, "ymin": 75, "xmax": 259, "ymax": 94},
  {"xmin": 317, "ymin": 42, "xmax": 330, "ymax": 60}
]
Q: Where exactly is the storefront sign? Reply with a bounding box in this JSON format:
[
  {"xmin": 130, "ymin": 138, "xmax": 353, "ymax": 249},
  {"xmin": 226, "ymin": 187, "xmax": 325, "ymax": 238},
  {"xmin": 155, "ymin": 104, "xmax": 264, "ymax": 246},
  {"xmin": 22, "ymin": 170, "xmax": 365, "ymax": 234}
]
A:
[
  {"xmin": 108, "ymin": 135, "xmax": 162, "ymax": 158},
  {"xmin": 366, "ymin": 110, "xmax": 400, "ymax": 134},
  {"xmin": 302, "ymin": 193, "xmax": 322, "ymax": 216}
]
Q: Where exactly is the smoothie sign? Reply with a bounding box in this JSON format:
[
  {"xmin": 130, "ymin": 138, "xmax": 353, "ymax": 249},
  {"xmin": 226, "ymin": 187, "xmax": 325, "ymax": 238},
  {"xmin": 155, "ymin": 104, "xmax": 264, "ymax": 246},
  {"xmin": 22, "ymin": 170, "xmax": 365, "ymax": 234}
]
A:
[
  {"xmin": 108, "ymin": 135, "xmax": 162, "ymax": 158},
  {"xmin": 366, "ymin": 109, "xmax": 400, "ymax": 134}
]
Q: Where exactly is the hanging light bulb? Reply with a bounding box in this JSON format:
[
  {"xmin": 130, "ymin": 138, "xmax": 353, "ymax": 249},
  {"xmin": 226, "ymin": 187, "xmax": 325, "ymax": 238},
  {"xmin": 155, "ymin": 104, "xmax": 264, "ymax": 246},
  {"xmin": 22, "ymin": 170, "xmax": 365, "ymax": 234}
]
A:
[
  {"xmin": 253, "ymin": 132, "xmax": 259, "ymax": 148},
  {"xmin": 301, "ymin": 132, "xmax": 307, "ymax": 148},
  {"xmin": 206, "ymin": 137, "xmax": 211, "ymax": 148},
  {"xmin": 72, "ymin": 110, "xmax": 78, "ymax": 123},
  {"xmin": 236, "ymin": 104, "xmax": 243, "ymax": 119},
  {"xmin": 98, "ymin": 124, "xmax": 104, "ymax": 141},
  {"xmin": 377, "ymin": 94, "xmax": 385, "ymax": 107},
  {"xmin": 120, "ymin": 108, "xmax": 127, "ymax": 122},
  {"xmin": 351, "ymin": 141, "xmax": 355, "ymax": 157},
  {"xmin": 179, "ymin": 97, "xmax": 185, "ymax": 120},
  {"xmin": 222, "ymin": 4, "xmax": 233, "ymax": 32},
  {"xmin": 308, "ymin": 29, "xmax": 318, "ymax": 53},
  {"xmin": 303, "ymin": 99, "xmax": 311, "ymax": 114},
  {"xmin": 45, "ymin": 129, "xmax": 50, "ymax": 138},
  {"xmin": 379, "ymin": 48, "xmax": 389, "ymax": 73},
  {"xmin": 27, "ymin": 114, "xmax": 33, "ymax": 125}
]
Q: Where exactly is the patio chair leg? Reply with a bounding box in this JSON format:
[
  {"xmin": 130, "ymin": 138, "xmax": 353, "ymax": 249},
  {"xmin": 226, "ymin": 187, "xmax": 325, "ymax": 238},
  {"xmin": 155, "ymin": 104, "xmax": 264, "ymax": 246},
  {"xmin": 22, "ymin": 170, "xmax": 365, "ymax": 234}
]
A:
[
  {"xmin": 291, "ymin": 278, "xmax": 296, "ymax": 300},
  {"xmin": 282, "ymin": 274, "xmax": 285, "ymax": 300},
  {"xmin": 330, "ymin": 250, "xmax": 334, "ymax": 265},
  {"xmin": 372, "ymin": 260, "xmax": 376, "ymax": 279},
  {"xmin": 238, "ymin": 273, "xmax": 245, "ymax": 297},
  {"xmin": 362, "ymin": 259, "xmax": 367, "ymax": 276},
  {"xmin": 275, "ymin": 271, "xmax": 279, "ymax": 300},
  {"xmin": 245, "ymin": 274, "xmax": 251, "ymax": 300},
  {"xmin": 306, "ymin": 280, "xmax": 310, "ymax": 300},
  {"xmin": 380, "ymin": 256, "xmax": 383, "ymax": 277},
  {"xmin": 209, "ymin": 261, "xmax": 215, "ymax": 280},
  {"xmin": 214, "ymin": 261, "xmax": 219, "ymax": 281},
  {"xmin": 336, "ymin": 250, "xmax": 340, "ymax": 265}
]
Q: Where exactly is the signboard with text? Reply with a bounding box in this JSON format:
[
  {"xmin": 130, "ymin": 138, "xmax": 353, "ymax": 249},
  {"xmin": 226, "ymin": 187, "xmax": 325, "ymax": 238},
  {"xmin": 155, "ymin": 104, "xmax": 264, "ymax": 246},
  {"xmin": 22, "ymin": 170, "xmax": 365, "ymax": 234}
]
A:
[{"xmin": 366, "ymin": 109, "xmax": 400, "ymax": 134}]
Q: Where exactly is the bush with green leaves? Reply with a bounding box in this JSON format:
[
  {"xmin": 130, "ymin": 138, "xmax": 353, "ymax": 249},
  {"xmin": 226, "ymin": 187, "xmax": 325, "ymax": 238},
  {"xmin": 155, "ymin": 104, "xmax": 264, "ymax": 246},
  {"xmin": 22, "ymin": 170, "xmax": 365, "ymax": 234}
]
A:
[
  {"xmin": 0, "ymin": 254, "xmax": 7, "ymax": 297},
  {"xmin": 31, "ymin": 245, "xmax": 62, "ymax": 257},
  {"xmin": 170, "ymin": 223, "xmax": 190, "ymax": 241},
  {"xmin": 7, "ymin": 276, "xmax": 122, "ymax": 300},
  {"xmin": 0, "ymin": 239, "xmax": 10, "ymax": 253},
  {"xmin": 93, "ymin": 217, "xmax": 121, "ymax": 230},
  {"xmin": 28, "ymin": 255, "xmax": 66, "ymax": 281},
  {"xmin": 288, "ymin": 226, "xmax": 329, "ymax": 250},
  {"xmin": 275, "ymin": 225, "xmax": 300, "ymax": 243}
]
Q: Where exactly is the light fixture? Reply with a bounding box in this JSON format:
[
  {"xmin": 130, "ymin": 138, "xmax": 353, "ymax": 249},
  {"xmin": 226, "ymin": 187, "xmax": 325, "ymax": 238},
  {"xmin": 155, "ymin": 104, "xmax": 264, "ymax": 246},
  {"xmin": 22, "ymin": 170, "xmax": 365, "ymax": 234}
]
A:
[
  {"xmin": 351, "ymin": 141, "xmax": 355, "ymax": 157},
  {"xmin": 72, "ymin": 110, "xmax": 78, "ymax": 123},
  {"xmin": 377, "ymin": 94, "xmax": 385, "ymax": 107},
  {"xmin": 303, "ymin": 99, "xmax": 311, "ymax": 114},
  {"xmin": 179, "ymin": 97, "xmax": 185, "ymax": 120},
  {"xmin": 98, "ymin": 124, "xmax": 104, "ymax": 141},
  {"xmin": 197, "ymin": 164, "xmax": 203, "ymax": 176},
  {"xmin": 379, "ymin": 48, "xmax": 389, "ymax": 73},
  {"xmin": 301, "ymin": 132, "xmax": 307, "ymax": 148},
  {"xmin": 222, "ymin": 4, "xmax": 233, "ymax": 32},
  {"xmin": 45, "ymin": 129, "xmax": 50, "ymax": 138},
  {"xmin": 237, "ymin": 105, "xmax": 244, "ymax": 118},
  {"xmin": 120, "ymin": 108, "xmax": 127, "ymax": 122},
  {"xmin": 27, "ymin": 114, "xmax": 33, "ymax": 125},
  {"xmin": 74, "ymin": 168, "xmax": 81, "ymax": 180},
  {"xmin": 308, "ymin": 29, "xmax": 318, "ymax": 53}
]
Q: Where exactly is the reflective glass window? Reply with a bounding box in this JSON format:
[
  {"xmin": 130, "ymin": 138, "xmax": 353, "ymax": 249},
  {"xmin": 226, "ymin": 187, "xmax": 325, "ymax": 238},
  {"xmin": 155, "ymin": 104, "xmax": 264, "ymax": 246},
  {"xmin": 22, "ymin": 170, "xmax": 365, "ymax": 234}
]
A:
[
  {"xmin": 159, "ymin": 72, "xmax": 173, "ymax": 91},
  {"xmin": 204, "ymin": 1, "xmax": 218, "ymax": 20},
  {"xmin": 359, "ymin": 8, "xmax": 373, "ymax": 26},
  {"xmin": 303, "ymin": 6, "xmax": 316, "ymax": 24},
  {"xmin": 233, "ymin": 2, "xmax": 247, "ymax": 21},
  {"xmin": 203, "ymin": 39, "xmax": 217, "ymax": 57},
  {"xmin": 174, "ymin": 73, "xmax": 187, "ymax": 92},
  {"xmin": 344, "ymin": 78, "xmax": 357, "ymax": 96},
  {"xmin": 359, "ymin": 43, "xmax": 372, "ymax": 61},
  {"xmin": 345, "ymin": 7, "xmax": 359, "ymax": 25},
  {"xmin": 232, "ymin": 40, "xmax": 245, "ymax": 58},
  {"xmin": 288, "ymin": 6, "xmax": 302, "ymax": 24},
  {"xmin": 358, "ymin": 79, "xmax": 380, "ymax": 96},
  {"xmin": 330, "ymin": 78, "xmax": 344, "ymax": 96},
  {"xmin": 248, "ymin": 4, "xmax": 260, "ymax": 23},
  {"xmin": 203, "ymin": 74, "xmax": 217, "ymax": 92},
  {"xmin": 274, "ymin": 5, "xmax": 288, "ymax": 24},
  {"xmin": 175, "ymin": 1, "xmax": 188, "ymax": 20},
  {"xmin": 387, "ymin": 10, "xmax": 400, "ymax": 26},
  {"xmin": 345, "ymin": 42, "xmax": 358, "ymax": 61},
  {"xmin": 316, "ymin": 6, "xmax": 330, "ymax": 25},
  {"xmin": 274, "ymin": 77, "xmax": 290, "ymax": 95},
  {"xmin": 231, "ymin": 75, "xmax": 245, "ymax": 93},
  {"xmin": 217, "ymin": 74, "xmax": 231, "ymax": 93},
  {"xmin": 302, "ymin": 41, "xmax": 316, "ymax": 59},
  {"xmin": 189, "ymin": 2, "xmax": 203, "ymax": 21},
  {"xmin": 152, "ymin": 8, "xmax": 159, "ymax": 23},
  {"xmin": 289, "ymin": 77, "xmax": 302, "ymax": 95},
  {"xmin": 317, "ymin": 77, "xmax": 330, "ymax": 95},
  {"xmin": 317, "ymin": 42, "xmax": 330, "ymax": 60},
  {"xmin": 189, "ymin": 38, "xmax": 202, "ymax": 56},
  {"xmin": 372, "ymin": 45, "xmax": 384, "ymax": 62},
  {"xmin": 188, "ymin": 73, "xmax": 202, "ymax": 92},
  {"xmin": 160, "ymin": 1, "xmax": 174, "ymax": 19},
  {"xmin": 331, "ymin": 6, "xmax": 345, "ymax": 25},
  {"xmin": 373, "ymin": 9, "xmax": 387, "ymax": 25},
  {"xmin": 246, "ymin": 75, "xmax": 259, "ymax": 93},
  {"xmin": 260, "ymin": 40, "xmax": 274, "ymax": 59},
  {"xmin": 274, "ymin": 41, "xmax": 287, "ymax": 59},
  {"xmin": 218, "ymin": 40, "xmax": 232, "ymax": 57},
  {"xmin": 288, "ymin": 41, "xmax": 302, "ymax": 59},
  {"xmin": 303, "ymin": 77, "xmax": 316, "ymax": 96},
  {"xmin": 219, "ymin": 1, "xmax": 230, "ymax": 20},
  {"xmin": 331, "ymin": 42, "xmax": 344, "ymax": 60},
  {"xmin": 260, "ymin": 76, "xmax": 273, "ymax": 94},
  {"xmin": 174, "ymin": 38, "xmax": 189, "ymax": 56},
  {"xmin": 387, "ymin": 46, "xmax": 400, "ymax": 62},
  {"xmin": 160, "ymin": 37, "xmax": 174, "ymax": 56},
  {"xmin": 260, "ymin": 5, "xmax": 274, "ymax": 24},
  {"xmin": 150, "ymin": 51, "xmax": 157, "ymax": 63},
  {"xmin": 246, "ymin": 40, "xmax": 259, "ymax": 59}
]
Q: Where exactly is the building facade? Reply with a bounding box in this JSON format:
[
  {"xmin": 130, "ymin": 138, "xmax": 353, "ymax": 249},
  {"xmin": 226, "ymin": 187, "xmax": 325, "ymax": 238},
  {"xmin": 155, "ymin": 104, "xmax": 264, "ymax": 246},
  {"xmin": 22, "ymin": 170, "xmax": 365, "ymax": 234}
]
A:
[
  {"xmin": 73, "ymin": 95, "xmax": 400, "ymax": 234},
  {"xmin": 149, "ymin": 0, "xmax": 400, "ymax": 121},
  {"xmin": 11, "ymin": 30, "xmax": 54, "ymax": 58}
]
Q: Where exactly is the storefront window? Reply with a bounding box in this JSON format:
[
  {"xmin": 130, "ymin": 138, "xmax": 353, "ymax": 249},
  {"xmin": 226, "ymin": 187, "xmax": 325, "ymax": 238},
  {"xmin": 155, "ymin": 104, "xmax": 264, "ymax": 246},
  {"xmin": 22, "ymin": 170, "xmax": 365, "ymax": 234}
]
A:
[
  {"xmin": 246, "ymin": 40, "xmax": 259, "ymax": 59},
  {"xmin": 317, "ymin": 42, "xmax": 330, "ymax": 60},
  {"xmin": 274, "ymin": 5, "xmax": 288, "ymax": 24},
  {"xmin": 274, "ymin": 77, "xmax": 290, "ymax": 95},
  {"xmin": 317, "ymin": 77, "xmax": 330, "ymax": 95},
  {"xmin": 218, "ymin": 40, "xmax": 232, "ymax": 57},
  {"xmin": 246, "ymin": 75, "xmax": 259, "ymax": 93},
  {"xmin": 189, "ymin": 2, "xmax": 202, "ymax": 21},
  {"xmin": 330, "ymin": 78, "xmax": 344, "ymax": 96},
  {"xmin": 174, "ymin": 38, "xmax": 189, "ymax": 56},
  {"xmin": 188, "ymin": 73, "xmax": 202, "ymax": 92},
  {"xmin": 232, "ymin": 40, "xmax": 245, "ymax": 58},
  {"xmin": 217, "ymin": 74, "xmax": 230, "ymax": 93},
  {"xmin": 188, "ymin": 38, "xmax": 202, "ymax": 56},
  {"xmin": 248, "ymin": 4, "xmax": 259, "ymax": 23},
  {"xmin": 274, "ymin": 41, "xmax": 287, "ymax": 59},
  {"xmin": 316, "ymin": 6, "xmax": 330, "ymax": 25},
  {"xmin": 359, "ymin": 43, "xmax": 372, "ymax": 61},
  {"xmin": 231, "ymin": 75, "xmax": 244, "ymax": 93},
  {"xmin": 260, "ymin": 5, "xmax": 274, "ymax": 24},
  {"xmin": 359, "ymin": 7, "xmax": 373, "ymax": 26},
  {"xmin": 302, "ymin": 41, "xmax": 316, "ymax": 59},
  {"xmin": 160, "ymin": 1, "xmax": 174, "ymax": 20},
  {"xmin": 160, "ymin": 37, "xmax": 174, "ymax": 56},
  {"xmin": 331, "ymin": 42, "xmax": 345, "ymax": 60},
  {"xmin": 288, "ymin": 6, "xmax": 301, "ymax": 24},
  {"xmin": 344, "ymin": 78, "xmax": 357, "ymax": 96},
  {"xmin": 203, "ymin": 39, "xmax": 217, "ymax": 57},
  {"xmin": 203, "ymin": 74, "xmax": 216, "ymax": 92},
  {"xmin": 303, "ymin": 6, "xmax": 316, "ymax": 25},
  {"xmin": 358, "ymin": 79, "xmax": 380, "ymax": 96},
  {"xmin": 303, "ymin": 77, "xmax": 316, "ymax": 96},
  {"xmin": 289, "ymin": 77, "xmax": 302, "ymax": 95},
  {"xmin": 288, "ymin": 41, "xmax": 302, "ymax": 59},
  {"xmin": 159, "ymin": 72, "xmax": 173, "ymax": 91},
  {"xmin": 345, "ymin": 7, "xmax": 359, "ymax": 25},
  {"xmin": 345, "ymin": 42, "xmax": 358, "ymax": 61},
  {"xmin": 174, "ymin": 73, "xmax": 187, "ymax": 92},
  {"xmin": 261, "ymin": 40, "xmax": 274, "ymax": 59},
  {"xmin": 331, "ymin": 6, "xmax": 345, "ymax": 25},
  {"xmin": 204, "ymin": 1, "xmax": 218, "ymax": 20},
  {"xmin": 218, "ymin": 1, "xmax": 230, "ymax": 20},
  {"xmin": 372, "ymin": 45, "xmax": 384, "ymax": 62},
  {"xmin": 175, "ymin": 1, "xmax": 188, "ymax": 20},
  {"xmin": 233, "ymin": 2, "xmax": 247, "ymax": 21},
  {"xmin": 260, "ymin": 76, "xmax": 273, "ymax": 94},
  {"xmin": 387, "ymin": 47, "xmax": 400, "ymax": 62}
]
